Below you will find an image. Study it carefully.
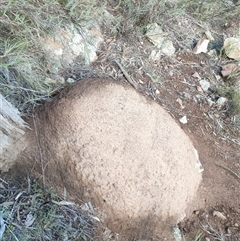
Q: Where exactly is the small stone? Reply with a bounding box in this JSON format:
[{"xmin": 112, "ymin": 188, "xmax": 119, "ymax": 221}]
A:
[
  {"xmin": 215, "ymin": 74, "xmax": 221, "ymax": 81},
  {"xmin": 179, "ymin": 116, "xmax": 188, "ymax": 124},
  {"xmin": 66, "ymin": 78, "xmax": 76, "ymax": 83},
  {"xmin": 207, "ymin": 98, "xmax": 215, "ymax": 107},
  {"xmin": 155, "ymin": 89, "xmax": 160, "ymax": 95},
  {"xmin": 161, "ymin": 38, "xmax": 176, "ymax": 56},
  {"xmin": 205, "ymin": 238, "xmax": 210, "ymax": 241},
  {"xmin": 216, "ymin": 97, "xmax": 228, "ymax": 107},
  {"xmin": 224, "ymin": 37, "xmax": 240, "ymax": 60},
  {"xmin": 199, "ymin": 79, "xmax": 210, "ymax": 91},
  {"xmin": 172, "ymin": 226, "xmax": 182, "ymax": 241},
  {"xmin": 213, "ymin": 210, "xmax": 227, "ymax": 220},
  {"xmin": 194, "ymin": 210, "xmax": 200, "ymax": 215},
  {"xmin": 193, "ymin": 38, "xmax": 209, "ymax": 54},
  {"xmin": 169, "ymin": 71, "xmax": 174, "ymax": 76},
  {"xmin": 183, "ymin": 92, "xmax": 191, "ymax": 100},
  {"xmin": 176, "ymin": 98, "xmax": 184, "ymax": 109},
  {"xmin": 197, "ymin": 86, "xmax": 203, "ymax": 93},
  {"xmin": 221, "ymin": 63, "xmax": 240, "ymax": 77},
  {"xmin": 192, "ymin": 72, "xmax": 201, "ymax": 80}
]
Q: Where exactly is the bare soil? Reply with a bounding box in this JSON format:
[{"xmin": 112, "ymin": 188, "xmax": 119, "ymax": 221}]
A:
[{"xmin": 143, "ymin": 49, "xmax": 240, "ymax": 240}]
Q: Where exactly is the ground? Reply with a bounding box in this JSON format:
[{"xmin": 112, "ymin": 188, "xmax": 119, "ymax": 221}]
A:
[{"xmin": 1, "ymin": 1, "xmax": 240, "ymax": 240}]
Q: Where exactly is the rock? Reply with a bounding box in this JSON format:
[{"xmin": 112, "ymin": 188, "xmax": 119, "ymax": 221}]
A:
[
  {"xmin": 33, "ymin": 79, "xmax": 202, "ymax": 237},
  {"xmin": 179, "ymin": 116, "xmax": 188, "ymax": 124},
  {"xmin": 199, "ymin": 79, "xmax": 210, "ymax": 91},
  {"xmin": 224, "ymin": 37, "xmax": 240, "ymax": 60},
  {"xmin": 192, "ymin": 72, "xmax": 201, "ymax": 80},
  {"xmin": 146, "ymin": 23, "xmax": 165, "ymax": 47},
  {"xmin": 161, "ymin": 38, "xmax": 176, "ymax": 56},
  {"xmin": 197, "ymin": 86, "xmax": 203, "ymax": 93},
  {"xmin": 216, "ymin": 97, "xmax": 228, "ymax": 107},
  {"xmin": 42, "ymin": 23, "xmax": 104, "ymax": 69},
  {"xmin": 66, "ymin": 77, "xmax": 76, "ymax": 83},
  {"xmin": 221, "ymin": 63, "xmax": 240, "ymax": 77},
  {"xmin": 207, "ymin": 98, "xmax": 215, "ymax": 107},
  {"xmin": 213, "ymin": 211, "xmax": 227, "ymax": 220},
  {"xmin": 193, "ymin": 38, "xmax": 209, "ymax": 54},
  {"xmin": 146, "ymin": 23, "xmax": 175, "ymax": 59},
  {"xmin": 172, "ymin": 226, "xmax": 182, "ymax": 241},
  {"xmin": 176, "ymin": 98, "xmax": 184, "ymax": 109}
]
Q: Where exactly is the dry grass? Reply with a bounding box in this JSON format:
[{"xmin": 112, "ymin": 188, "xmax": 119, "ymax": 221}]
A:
[{"xmin": 0, "ymin": 177, "xmax": 96, "ymax": 241}]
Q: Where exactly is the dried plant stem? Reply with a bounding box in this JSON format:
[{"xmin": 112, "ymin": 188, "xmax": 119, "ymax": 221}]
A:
[
  {"xmin": 215, "ymin": 163, "xmax": 240, "ymax": 180},
  {"xmin": 113, "ymin": 59, "xmax": 139, "ymax": 90}
]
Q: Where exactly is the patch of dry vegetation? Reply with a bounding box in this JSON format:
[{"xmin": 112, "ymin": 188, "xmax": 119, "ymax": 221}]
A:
[{"xmin": 0, "ymin": 178, "xmax": 95, "ymax": 241}]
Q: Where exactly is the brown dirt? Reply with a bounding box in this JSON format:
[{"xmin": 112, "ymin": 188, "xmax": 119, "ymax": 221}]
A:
[
  {"xmin": 153, "ymin": 50, "xmax": 240, "ymax": 240},
  {"xmin": 10, "ymin": 50, "xmax": 240, "ymax": 241}
]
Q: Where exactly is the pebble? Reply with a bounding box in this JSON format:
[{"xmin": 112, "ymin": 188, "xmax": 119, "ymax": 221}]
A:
[
  {"xmin": 179, "ymin": 116, "xmax": 188, "ymax": 124},
  {"xmin": 216, "ymin": 97, "xmax": 228, "ymax": 107},
  {"xmin": 199, "ymin": 79, "xmax": 210, "ymax": 92},
  {"xmin": 213, "ymin": 210, "xmax": 227, "ymax": 220},
  {"xmin": 197, "ymin": 86, "xmax": 203, "ymax": 93},
  {"xmin": 192, "ymin": 72, "xmax": 201, "ymax": 80}
]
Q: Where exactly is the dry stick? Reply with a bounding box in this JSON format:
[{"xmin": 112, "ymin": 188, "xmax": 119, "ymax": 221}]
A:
[
  {"xmin": 215, "ymin": 163, "xmax": 240, "ymax": 180},
  {"xmin": 32, "ymin": 115, "xmax": 46, "ymax": 189},
  {"xmin": 113, "ymin": 59, "xmax": 139, "ymax": 90}
]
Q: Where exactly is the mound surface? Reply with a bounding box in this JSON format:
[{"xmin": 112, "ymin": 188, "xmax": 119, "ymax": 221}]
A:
[{"xmin": 34, "ymin": 78, "xmax": 202, "ymax": 236}]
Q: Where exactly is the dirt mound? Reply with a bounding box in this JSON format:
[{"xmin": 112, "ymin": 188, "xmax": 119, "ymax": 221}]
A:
[{"xmin": 33, "ymin": 78, "xmax": 202, "ymax": 238}]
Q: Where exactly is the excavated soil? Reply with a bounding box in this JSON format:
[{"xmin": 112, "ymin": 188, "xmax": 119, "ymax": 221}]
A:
[{"xmin": 22, "ymin": 78, "xmax": 203, "ymax": 240}]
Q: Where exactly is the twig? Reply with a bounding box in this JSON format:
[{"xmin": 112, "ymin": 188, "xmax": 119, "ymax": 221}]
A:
[
  {"xmin": 0, "ymin": 83, "xmax": 43, "ymax": 93},
  {"xmin": 32, "ymin": 115, "xmax": 46, "ymax": 189},
  {"xmin": 215, "ymin": 163, "xmax": 240, "ymax": 180},
  {"xmin": 113, "ymin": 59, "xmax": 139, "ymax": 90}
]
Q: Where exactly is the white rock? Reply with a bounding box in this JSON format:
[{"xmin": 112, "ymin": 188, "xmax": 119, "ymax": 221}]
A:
[
  {"xmin": 224, "ymin": 37, "xmax": 240, "ymax": 60},
  {"xmin": 179, "ymin": 116, "xmax": 188, "ymax": 124},
  {"xmin": 146, "ymin": 23, "xmax": 165, "ymax": 48},
  {"xmin": 146, "ymin": 23, "xmax": 175, "ymax": 59},
  {"xmin": 172, "ymin": 226, "xmax": 182, "ymax": 241},
  {"xmin": 216, "ymin": 97, "xmax": 227, "ymax": 107},
  {"xmin": 213, "ymin": 211, "xmax": 227, "ymax": 220},
  {"xmin": 192, "ymin": 72, "xmax": 201, "ymax": 80},
  {"xmin": 193, "ymin": 38, "xmax": 209, "ymax": 54},
  {"xmin": 42, "ymin": 23, "xmax": 104, "ymax": 66},
  {"xmin": 161, "ymin": 39, "xmax": 176, "ymax": 56},
  {"xmin": 199, "ymin": 79, "xmax": 210, "ymax": 91},
  {"xmin": 176, "ymin": 98, "xmax": 184, "ymax": 109},
  {"xmin": 207, "ymin": 98, "xmax": 215, "ymax": 107}
]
